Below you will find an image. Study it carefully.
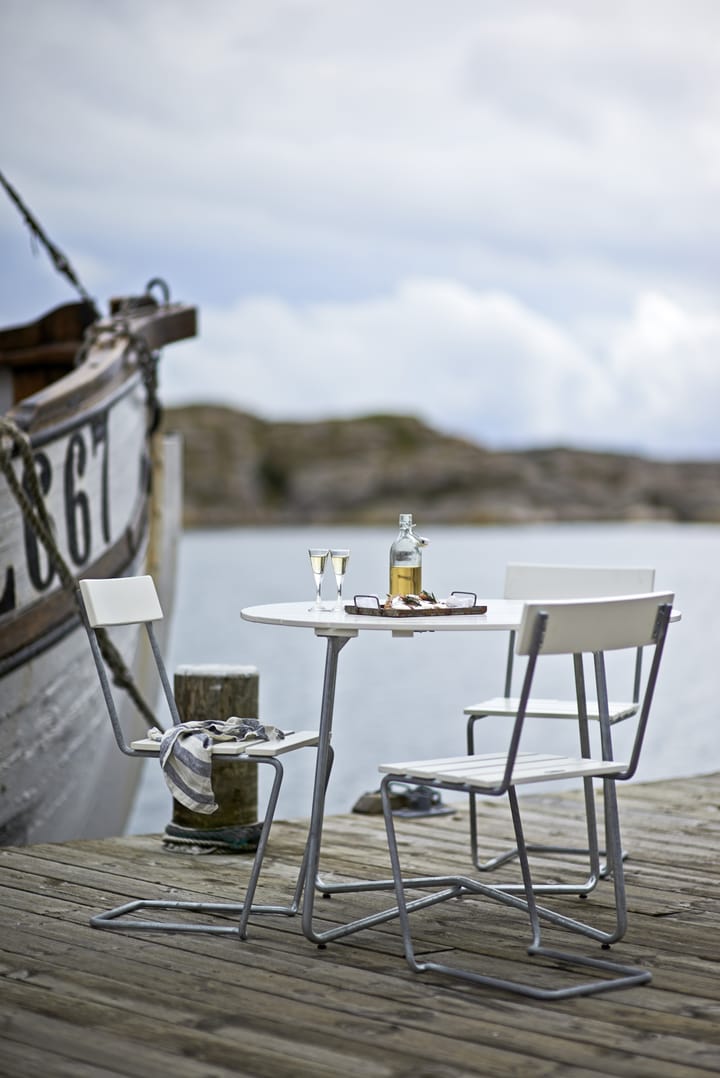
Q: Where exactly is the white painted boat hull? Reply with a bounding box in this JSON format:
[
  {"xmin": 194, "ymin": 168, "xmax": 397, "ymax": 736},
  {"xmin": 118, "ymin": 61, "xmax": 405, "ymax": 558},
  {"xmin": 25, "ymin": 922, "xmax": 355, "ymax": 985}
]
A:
[{"xmin": 0, "ymin": 296, "xmax": 192, "ymax": 844}]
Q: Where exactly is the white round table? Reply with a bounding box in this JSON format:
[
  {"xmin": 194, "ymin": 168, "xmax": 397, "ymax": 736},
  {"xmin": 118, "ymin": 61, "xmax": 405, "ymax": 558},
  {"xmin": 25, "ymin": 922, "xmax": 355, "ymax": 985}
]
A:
[{"xmin": 240, "ymin": 599, "xmax": 528, "ymax": 944}]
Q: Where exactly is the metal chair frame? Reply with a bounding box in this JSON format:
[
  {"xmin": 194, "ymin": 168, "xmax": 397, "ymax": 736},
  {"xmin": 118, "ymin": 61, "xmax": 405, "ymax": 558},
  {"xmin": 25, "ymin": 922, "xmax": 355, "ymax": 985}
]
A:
[
  {"xmin": 465, "ymin": 564, "xmax": 655, "ymax": 887},
  {"xmin": 78, "ymin": 575, "xmax": 321, "ymax": 939},
  {"xmin": 379, "ymin": 592, "xmax": 673, "ymax": 1000}
]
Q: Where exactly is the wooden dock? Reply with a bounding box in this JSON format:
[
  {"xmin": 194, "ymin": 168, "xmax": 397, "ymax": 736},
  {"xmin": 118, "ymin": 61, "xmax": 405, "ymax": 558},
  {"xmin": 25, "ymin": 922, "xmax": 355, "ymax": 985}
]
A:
[{"xmin": 1, "ymin": 773, "xmax": 719, "ymax": 1077}]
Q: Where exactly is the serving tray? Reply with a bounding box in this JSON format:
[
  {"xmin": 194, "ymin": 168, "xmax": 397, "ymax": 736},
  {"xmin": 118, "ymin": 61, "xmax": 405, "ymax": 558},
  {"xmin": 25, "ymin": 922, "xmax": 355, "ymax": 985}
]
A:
[{"xmin": 345, "ymin": 593, "xmax": 487, "ymax": 618}]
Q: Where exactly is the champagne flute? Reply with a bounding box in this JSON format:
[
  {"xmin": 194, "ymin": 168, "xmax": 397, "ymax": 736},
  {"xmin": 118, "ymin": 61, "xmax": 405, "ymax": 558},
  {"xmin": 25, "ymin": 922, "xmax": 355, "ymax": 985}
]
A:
[
  {"xmin": 330, "ymin": 549, "xmax": 350, "ymax": 609},
  {"xmin": 308, "ymin": 548, "xmax": 330, "ymax": 610}
]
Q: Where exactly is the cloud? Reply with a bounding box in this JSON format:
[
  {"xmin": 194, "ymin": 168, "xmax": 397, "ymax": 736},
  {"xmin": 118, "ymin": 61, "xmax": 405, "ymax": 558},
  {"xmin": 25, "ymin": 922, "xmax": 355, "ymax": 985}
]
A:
[
  {"xmin": 162, "ymin": 278, "xmax": 720, "ymax": 458},
  {"xmin": 2, "ymin": 1, "xmax": 720, "ymax": 459},
  {"xmin": 606, "ymin": 293, "xmax": 720, "ymax": 449},
  {"xmin": 4, "ymin": 1, "xmax": 719, "ymax": 284}
]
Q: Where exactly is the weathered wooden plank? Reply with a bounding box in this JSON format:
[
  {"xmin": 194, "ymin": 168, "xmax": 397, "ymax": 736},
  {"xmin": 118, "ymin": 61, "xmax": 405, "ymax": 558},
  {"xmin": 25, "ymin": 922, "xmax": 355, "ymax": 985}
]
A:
[
  {"xmin": 1, "ymin": 828, "xmax": 717, "ymax": 967},
  {"xmin": 1, "ymin": 866, "xmax": 719, "ymax": 1043},
  {"xmin": 0, "ymin": 1035, "xmax": 126, "ymax": 1078},
  {"xmin": 2, "ymin": 774, "xmax": 720, "ymax": 1078},
  {"xmin": 0, "ymin": 843, "xmax": 716, "ymax": 984},
  {"xmin": 0, "ymin": 980, "xmax": 400, "ymax": 1078},
  {"xmin": 0, "ymin": 1007, "xmax": 237, "ymax": 1078},
  {"xmin": 3, "ymin": 901, "xmax": 718, "ymax": 1048},
  {"xmin": 0, "ymin": 927, "xmax": 715, "ymax": 1078},
  {"xmin": 0, "ymin": 975, "xmax": 594, "ymax": 1078},
  {"xmin": 3, "ymin": 920, "xmax": 717, "ymax": 1078}
]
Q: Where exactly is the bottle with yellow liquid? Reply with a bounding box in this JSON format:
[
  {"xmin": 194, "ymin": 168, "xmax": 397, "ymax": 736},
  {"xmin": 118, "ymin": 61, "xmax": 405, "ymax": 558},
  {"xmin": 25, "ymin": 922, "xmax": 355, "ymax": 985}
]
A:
[{"xmin": 389, "ymin": 513, "xmax": 429, "ymax": 596}]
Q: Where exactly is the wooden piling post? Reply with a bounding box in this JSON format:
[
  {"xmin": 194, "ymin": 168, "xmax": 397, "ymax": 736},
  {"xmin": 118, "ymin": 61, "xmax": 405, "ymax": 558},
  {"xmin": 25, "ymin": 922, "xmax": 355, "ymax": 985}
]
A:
[{"xmin": 164, "ymin": 664, "xmax": 262, "ymax": 852}]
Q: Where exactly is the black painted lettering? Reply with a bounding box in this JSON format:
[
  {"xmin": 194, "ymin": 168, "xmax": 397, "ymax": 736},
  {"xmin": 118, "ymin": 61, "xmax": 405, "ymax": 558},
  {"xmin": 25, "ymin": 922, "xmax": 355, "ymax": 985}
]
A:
[
  {"xmin": 0, "ymin": 566, "xmax": 15, "ymax": 615},
  {"xmin": 24, "ymin": 451, "xmax": 55, "ymax": 591},
  {"xmin": 91, "ymin": 413, "xmax": 110, "ymax": 544},
  {"xmin": 65, "ymin": 432, "xmax": 91, "ymax": 565}
]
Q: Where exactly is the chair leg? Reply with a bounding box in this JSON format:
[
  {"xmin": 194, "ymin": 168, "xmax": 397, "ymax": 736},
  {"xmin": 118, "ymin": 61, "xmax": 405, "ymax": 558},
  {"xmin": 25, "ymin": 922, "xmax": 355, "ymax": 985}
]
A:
[
  {"xmin": 458, "ymin": 765, "xmax": 627, "ymax": 946},
  {"xmin": 467, "ymin": 714, "xmax": 521, "ymax": 871},
  {"xmin": 382, "ymin": 773, "xmax": 650, "ymax": 1000},
  {"xmin": 381, "ymin": 776, "xmax": 465, "ymax": 971},
  {"xmin": 494, "ymin": 783, "xmax": 629, "ymax": 949},
  {"xmin": 595, "ymin": 775, "xmax": 629, "ymax": 943},
  {"xmin": 90, "ymin": 757, "xmax": 306, "ymax": 938},
  {"xmin": 466, "ymin": 713, "xmax": 626, "ymax": 887},
  {"xmin": 483, "ymin": 773, "xmax": 604, "ymax": 899},
  {"xmin": 236, "ymin": 757, "xmax": 289, "ymax": 938},
  {"xmin": 506, "ymin": 786, "xmax": 650, "ymax": 998}
]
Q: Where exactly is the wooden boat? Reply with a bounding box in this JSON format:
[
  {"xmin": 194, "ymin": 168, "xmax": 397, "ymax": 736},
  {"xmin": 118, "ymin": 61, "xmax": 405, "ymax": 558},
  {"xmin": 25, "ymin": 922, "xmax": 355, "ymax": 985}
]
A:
[{"xmin": 0, "ymin": 285, "xmax": 197, "ymax": 844}]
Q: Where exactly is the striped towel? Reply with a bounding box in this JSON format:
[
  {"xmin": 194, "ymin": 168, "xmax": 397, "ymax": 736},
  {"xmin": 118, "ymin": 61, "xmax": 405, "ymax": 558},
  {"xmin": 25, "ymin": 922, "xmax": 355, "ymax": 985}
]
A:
[{"xmin": 147, "ymin": 718, "xmax": 285, "ymax": 814}]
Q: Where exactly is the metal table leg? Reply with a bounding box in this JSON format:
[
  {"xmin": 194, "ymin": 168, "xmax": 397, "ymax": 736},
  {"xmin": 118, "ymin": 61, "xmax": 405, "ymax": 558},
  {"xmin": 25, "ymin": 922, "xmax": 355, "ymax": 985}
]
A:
[{"xmin": 300, "ymin": 632, "xmax": 465, "ymax": 946}]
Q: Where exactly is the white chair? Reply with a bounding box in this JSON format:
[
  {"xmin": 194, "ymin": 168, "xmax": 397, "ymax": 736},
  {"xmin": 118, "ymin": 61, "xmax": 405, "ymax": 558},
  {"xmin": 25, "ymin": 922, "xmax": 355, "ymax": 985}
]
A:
[
  {"xmin": 379, "ymin": 592, "xmax": 673, "ymax": 1000},
  {"xmin": 78, "ymin": 574, "xmax": 320, "ymax": 939},
  {"xmin": 465, "ymin": 564, "xmax": 655, "ymax": 885}
]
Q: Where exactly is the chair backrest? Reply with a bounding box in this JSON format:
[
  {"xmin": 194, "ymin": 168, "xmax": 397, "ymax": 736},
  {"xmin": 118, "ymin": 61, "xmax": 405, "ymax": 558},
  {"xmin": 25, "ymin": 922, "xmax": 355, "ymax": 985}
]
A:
[
  {"xmin": 79, "ymin": 575, "xmax": 164, "ymax": 627},
  {"xmin": 516, "ymin": 592, "xmax": 674, "ymax": 656},
  {"xmin": 78, "ymin": 575, "xmax": 180, "ymax": 755},
  {"xmin": 500, "ymin": 564, "xmax": 656, "ymax": 698},
  {"xmin": 504, "ymin": 564, "xmax": 655, "ymax": 600},
  {"xmin": 508, "ymin": 592, "xmax": 674, "ymax": 783}
]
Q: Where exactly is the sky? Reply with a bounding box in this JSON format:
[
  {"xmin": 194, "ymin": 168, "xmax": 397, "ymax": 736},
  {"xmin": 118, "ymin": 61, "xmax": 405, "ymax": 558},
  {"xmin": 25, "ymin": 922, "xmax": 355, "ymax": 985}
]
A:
[{"xmin": 2, "ymin": 0, "xmax": 720, "ymax": 460}]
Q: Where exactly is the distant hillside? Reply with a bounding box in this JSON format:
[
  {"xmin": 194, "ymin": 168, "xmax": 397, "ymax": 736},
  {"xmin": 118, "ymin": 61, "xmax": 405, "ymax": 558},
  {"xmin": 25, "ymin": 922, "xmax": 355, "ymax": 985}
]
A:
[{"xmin": 162, "ymin": 405, "xmax": 720, "ymax": 527}]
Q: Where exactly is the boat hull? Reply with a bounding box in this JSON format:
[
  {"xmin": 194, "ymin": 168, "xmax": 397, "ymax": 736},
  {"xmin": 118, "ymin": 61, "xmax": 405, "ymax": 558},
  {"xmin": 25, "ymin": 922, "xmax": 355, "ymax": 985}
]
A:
[{"xmin": 0, "ymin": 297, "xmax": 191, "ymax": 844}]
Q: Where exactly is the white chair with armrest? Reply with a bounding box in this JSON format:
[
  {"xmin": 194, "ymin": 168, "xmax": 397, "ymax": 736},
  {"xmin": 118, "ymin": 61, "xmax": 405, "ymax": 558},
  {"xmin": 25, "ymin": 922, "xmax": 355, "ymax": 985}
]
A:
[{"xmin": 78, "ymin": 574, "xmax": 320, "ymax": 939}]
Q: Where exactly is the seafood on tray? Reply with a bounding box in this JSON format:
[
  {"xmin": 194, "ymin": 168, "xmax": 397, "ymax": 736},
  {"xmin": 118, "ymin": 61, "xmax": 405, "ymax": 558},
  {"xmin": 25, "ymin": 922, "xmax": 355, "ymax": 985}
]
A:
[{"xmin": 384, "ymin": 591, "xmax": 476, "ymax": 610}]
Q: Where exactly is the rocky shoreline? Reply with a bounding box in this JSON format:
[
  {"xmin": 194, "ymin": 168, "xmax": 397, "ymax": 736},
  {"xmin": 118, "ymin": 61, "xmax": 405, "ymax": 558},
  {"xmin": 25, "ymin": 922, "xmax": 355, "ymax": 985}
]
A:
[{"xmin": 164, "ymin": 404, "xmax": 720, "ymax": 527}]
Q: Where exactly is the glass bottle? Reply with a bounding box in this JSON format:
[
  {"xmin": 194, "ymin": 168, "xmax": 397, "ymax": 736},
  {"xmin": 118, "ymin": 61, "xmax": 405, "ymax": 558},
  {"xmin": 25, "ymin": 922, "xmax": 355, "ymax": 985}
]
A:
[{"xmin": 389, "ymin": 513, "xmax": 428, "ymax": 596}]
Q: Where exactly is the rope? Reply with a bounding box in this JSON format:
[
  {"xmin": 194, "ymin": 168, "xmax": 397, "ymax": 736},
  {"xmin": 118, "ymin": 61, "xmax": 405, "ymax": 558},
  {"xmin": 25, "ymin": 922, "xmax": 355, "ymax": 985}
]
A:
[
  {"xmin": 73, "ymin": 307, "xmax": 162, "ymax": 434},
  {"xmin": 0, "ymin": 166, "xmax": 170, "ymax": 727},
  {"xmin": 0, "ymin": 418, "xmax": 160, "ymax": 729},
  {"xmin": 0, "ymin": 169, "xmax": 99, "ymax": 316}
]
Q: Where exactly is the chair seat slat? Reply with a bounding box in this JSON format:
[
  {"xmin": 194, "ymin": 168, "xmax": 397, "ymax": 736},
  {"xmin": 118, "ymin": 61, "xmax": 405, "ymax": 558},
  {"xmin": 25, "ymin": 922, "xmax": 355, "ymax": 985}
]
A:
[
  {"xmin": 130, "ymin": 729, "xmax": 319, "ymax": 756},
  {"xmin": 464, "ymin": 697, "xmax": 638, "ymax": 722},
  {"xmin": 380, "ymin": 751, "xmax": 628, "ymax": 787}
]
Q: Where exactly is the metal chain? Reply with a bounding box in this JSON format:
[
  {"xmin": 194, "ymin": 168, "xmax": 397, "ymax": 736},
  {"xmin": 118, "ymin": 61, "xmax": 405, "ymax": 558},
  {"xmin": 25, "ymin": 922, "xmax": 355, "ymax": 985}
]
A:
[{"xmin": 0, "ymin": 416, "xmax": 160, "ymax": 728}]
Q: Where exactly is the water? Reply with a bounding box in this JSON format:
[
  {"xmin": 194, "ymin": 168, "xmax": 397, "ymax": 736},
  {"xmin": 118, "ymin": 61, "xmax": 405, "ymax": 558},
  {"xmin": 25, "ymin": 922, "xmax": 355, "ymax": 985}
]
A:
[{"xmin": 125, "ymin": 522, "xmax": 718, "ymax": 834}]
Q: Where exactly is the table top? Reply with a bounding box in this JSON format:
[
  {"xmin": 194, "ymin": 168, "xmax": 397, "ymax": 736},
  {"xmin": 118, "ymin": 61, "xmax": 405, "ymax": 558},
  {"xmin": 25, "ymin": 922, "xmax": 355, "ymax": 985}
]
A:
[{"xmin": 240, "ymin": 599, "xmax": 525, "ymax": 634}]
